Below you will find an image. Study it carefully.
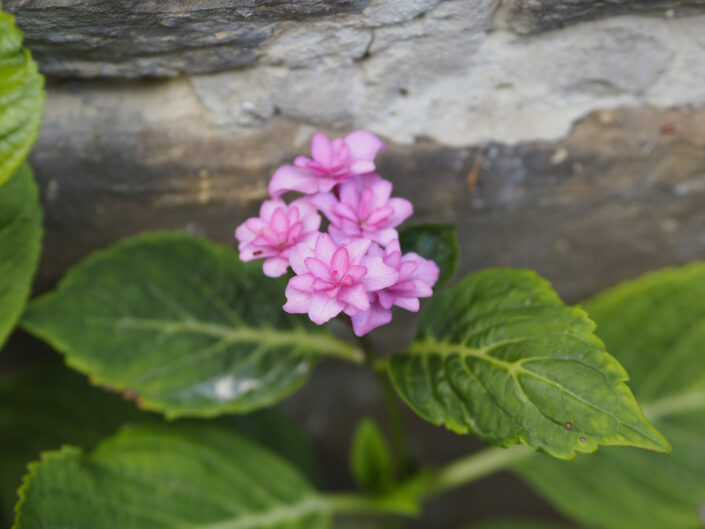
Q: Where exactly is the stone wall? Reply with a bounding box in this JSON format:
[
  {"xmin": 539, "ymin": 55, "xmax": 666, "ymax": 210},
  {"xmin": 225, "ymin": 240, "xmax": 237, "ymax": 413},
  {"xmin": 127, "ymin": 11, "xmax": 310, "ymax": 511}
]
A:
[{"xmin": 5, "ymin": 1, "xmax": 705, "ymax": 526}]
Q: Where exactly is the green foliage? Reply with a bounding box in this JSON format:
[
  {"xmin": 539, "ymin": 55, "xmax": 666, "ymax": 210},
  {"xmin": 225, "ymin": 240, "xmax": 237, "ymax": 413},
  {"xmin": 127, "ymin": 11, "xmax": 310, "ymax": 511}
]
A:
[
  {"xmin": 0, "ymin": 363, "xmax": 148, "ymax": 524},
  {"xmin": 0, "ymin": 9, "xmax": 44, "ymax": 187},
  {"xmin": 387, "ymin": 269, "xmax": 669, "ymax": 460},
  {"xmin": 0, "ymin": 362, "xmax": 321, "ymax": 525},
  {"xmin": 0, "ymin": 163, "xmax": 42, "ymax": 349},
  {"xmin": 22, "ymin": 232, "xmax": 361, "ymax": 418},
  {"xmin": 399, "ymin": 223, "xmax": 458, "ymax": 287},
  {"xmin": 515, "ymin": 264, "xmax": 705, "ymax": 529},
  {"xmin": 14, "ymin": 424, "xmax": 331, "ymax": 529},
  {"xmin": 350, "ymin": 418, "xmax": 395, "ymax": 493},
  {"xmin": 470, "ymin": 520, "xmax": 572, "ymax": 529}
]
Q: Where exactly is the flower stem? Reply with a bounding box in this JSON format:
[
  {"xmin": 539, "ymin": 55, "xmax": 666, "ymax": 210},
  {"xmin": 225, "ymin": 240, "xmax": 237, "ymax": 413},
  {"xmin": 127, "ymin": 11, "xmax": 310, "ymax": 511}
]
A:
[
  {"xmin": 357, "ymin": 335, "xmax": 409, "ymax": 477},
  {"xmin": 425, "ymin": 444, "xmax": 535, "ymax": 497}
]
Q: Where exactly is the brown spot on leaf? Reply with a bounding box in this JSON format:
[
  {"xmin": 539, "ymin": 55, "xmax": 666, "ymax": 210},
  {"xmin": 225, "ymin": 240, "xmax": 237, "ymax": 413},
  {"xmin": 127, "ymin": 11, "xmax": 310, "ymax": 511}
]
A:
[{"xmin": 564, "ymin": 421, "xmax": 573, "ymax": 430}]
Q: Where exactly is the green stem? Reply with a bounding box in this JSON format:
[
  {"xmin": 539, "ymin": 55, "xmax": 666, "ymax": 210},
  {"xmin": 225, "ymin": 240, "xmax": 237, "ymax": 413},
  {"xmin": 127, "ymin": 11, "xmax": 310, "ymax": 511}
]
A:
[
  {"xmin": 325, "ymin": 493, "xmax": 417, "ymax": 517},
  {"xmin": 379, "ymin": 371, "xmax": 408, "ymax": 475},
  {"xmin": 322, "ymin": 445, "xmax": 535, "ymax": 520},
  {"xmin": 426, "ymin": 444, "xmax": 534, "ymax": 497},
  {"xmin": 357, "ymin": 335, "xmax": 408, "ymax": 476}
]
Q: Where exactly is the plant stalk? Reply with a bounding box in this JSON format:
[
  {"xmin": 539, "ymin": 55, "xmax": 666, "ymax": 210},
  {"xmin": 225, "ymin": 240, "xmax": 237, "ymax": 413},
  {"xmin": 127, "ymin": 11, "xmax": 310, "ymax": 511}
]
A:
[
  {"xmin": 426, "ymin": 444, "xmax": 535, "ymax": 497},
  {"xmin": 358, "ymin": 334, "xmax": 409, "ymax": 477}
]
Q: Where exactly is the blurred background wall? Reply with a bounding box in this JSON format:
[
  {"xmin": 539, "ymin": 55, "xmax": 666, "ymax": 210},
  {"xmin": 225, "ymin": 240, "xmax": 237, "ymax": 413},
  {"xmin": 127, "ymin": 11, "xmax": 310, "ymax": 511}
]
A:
[{"xmin": 5, "ymin": 0, "xmax": 705, "ymax": 527}]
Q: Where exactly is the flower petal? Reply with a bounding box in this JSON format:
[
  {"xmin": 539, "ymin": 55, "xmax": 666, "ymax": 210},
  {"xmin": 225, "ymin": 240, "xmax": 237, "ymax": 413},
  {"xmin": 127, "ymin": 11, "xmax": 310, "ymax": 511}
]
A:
[
  {"xmin": 340, "ymin": 283, "xmax": 370, "ymax": 312},
  {"xmin": 345, "ymin": 130, "xmax": 386, "ymax": 162},
  {"xmin": 328, "ymin": 225, "xmax": 353, "ymax": 245},
  {"xmin": 308, "ymin": 192, "xmax": 337, "ymax": 222},
  {"xmin": 361, "ymin": 255, "xmax": 399, "ymax": 291},
  {"xmin": 269, "ymin": 165, "xmax": 319, "ymax": 197},
  {"xmin": 331, "ymin": 247, "xmax": 350, "ymax": 276},
  {"xmin": 311, "ymin": 133, "xmax": 333, "ymax": 167},
  {"xmin": 283, "ymin": 284, "xmax": 312, "ymax": 314},
  {"xmin": 345, "ymin": 238, "xmax": 372, "ymax": 264},
  {"xmin": 305, "ymin": 257, "xmax": 331, "ymax": 280},
  {"xmin": 288, "ymin": 240, "xmax": 315, "ymax": 275},
  {"xmin": 270, "ymin": 208, "xmax": 289, "ymax": 233},
  {"xmin": 308, "ymin": 293, "xmax": 344, "ymax": 324},
  {"xmin": 289, "ymin": 273, "xmax": 315, "ymax": 292},
  {"xmin": 387, "ymin": 197, "xmax": 413, "ymax": 227},
  {"xmin": 262, "ymin": 256, "xmax": 290, "ymax": 277},
  {"xmin": 315, "ymin": 233, "xmax": 337, "ymax": 264},
  {"xmin": 368, "ymin": 178, "xmax": 393, "ymax": 210},
  {"xmin": 260, "ymin": 198, "xmax": 286, "ymax": 220},
  {"xmin": 370, "ymin": 228, "xmax": 399, "ymax": 247},
  {"xmin": 351, "ymin": 304, "xmax": 392, "ymax": 336},
  {"xmin": 394, "ymin": 296, "xmax": 420, "ymax": 312},
  {"xmin": 405, "ymin": 252, "xmax": 440, "ymax": 287}
]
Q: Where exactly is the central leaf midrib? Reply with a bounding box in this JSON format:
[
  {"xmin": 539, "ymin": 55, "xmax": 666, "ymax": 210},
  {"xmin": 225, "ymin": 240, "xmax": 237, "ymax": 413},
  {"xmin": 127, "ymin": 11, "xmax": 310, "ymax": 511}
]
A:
[
  {"xmin": 194, "ymin": 496, "xmax": 330, "ymax": 529},
  {"xmin": 85, "ymin": 315, "xmax": 359, "ymax": 360}
]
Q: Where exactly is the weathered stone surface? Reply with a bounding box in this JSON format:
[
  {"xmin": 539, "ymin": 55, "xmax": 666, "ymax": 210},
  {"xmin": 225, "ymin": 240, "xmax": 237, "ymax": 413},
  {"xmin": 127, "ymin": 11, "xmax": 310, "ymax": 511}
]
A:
[
  {"xmin": 190, "ymin": 9, "xmax": 705, "ymax": 146},
  {"xmin": 30, "ymin": 78, "xmax": 705, "ymax": 309},
  {"xmin": 502, "ymin": 0, "xmax": 705, "ymax": 33},
  {"xmin": 4, "ymin": 0, "xmax": 369, "ymax": 77},
  {"xmin": 7, "ymin": 0, "xmax": 705, "ymax": 146}
]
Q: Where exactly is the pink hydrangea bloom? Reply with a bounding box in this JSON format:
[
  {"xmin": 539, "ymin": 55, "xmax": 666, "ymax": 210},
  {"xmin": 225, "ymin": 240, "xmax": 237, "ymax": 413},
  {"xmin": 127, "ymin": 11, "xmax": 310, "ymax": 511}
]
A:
[
  {"xmin": 310, "ymin": 174, "xmax": 412, "ymax": 246},
  {"xmin": 283, "ymin": 233, "xmax": 398, "ymax": 325},
  {"xmin": 351, "ymin": 240, "xmax": 439, "ymax": 336},
  {"xmin": 235, "ymin": 197, "xmax": 321, "ymax": 277},
  {"xmin": 269, "ymin": 131, "xmax": 385, "ymax": 197}
]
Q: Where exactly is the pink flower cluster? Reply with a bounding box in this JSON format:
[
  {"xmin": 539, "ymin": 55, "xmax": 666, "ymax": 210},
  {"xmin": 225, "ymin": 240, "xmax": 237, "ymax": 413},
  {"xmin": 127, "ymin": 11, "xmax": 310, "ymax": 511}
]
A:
[{"xmin": 235, "ymin": 131, "xmax": 439, "ymax": 336}]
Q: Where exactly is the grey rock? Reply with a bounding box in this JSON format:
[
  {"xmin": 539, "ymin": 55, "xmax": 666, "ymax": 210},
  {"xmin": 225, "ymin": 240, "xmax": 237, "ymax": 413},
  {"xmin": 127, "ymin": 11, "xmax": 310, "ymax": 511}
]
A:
[
  {"xmin": 4, "ymin": 0, "xmax": 369, "ymax": 77},
  {"xmin": 502, "ymin": 0, "xmax": 705, "ymax": 33},
  {"xmin": 30, "ymin": 78, "xmax": 705, "ymax": 310}
]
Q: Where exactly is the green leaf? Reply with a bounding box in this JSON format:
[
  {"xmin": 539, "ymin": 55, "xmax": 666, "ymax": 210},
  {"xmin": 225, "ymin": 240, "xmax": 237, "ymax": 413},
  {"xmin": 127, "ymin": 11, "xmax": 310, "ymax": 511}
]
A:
[
  {"xmin": 21, "ymin": 232, "xmax": 361, "ymax": 418},
  {"xmin": 0, "ymin": 363, "xmax": 148, "ymax": 524},
  {"xmin": 14, "ymin": 424, "xmax": 332, "ymax": 529},
  {"xmin": 0, "ymin": 163, "xmax": 42, "ymax": 349},
  {"xmin": 399, "ymin": 223, "xmax": 458, "ymax": 287},
  {"xmin": 469, "ymin": 519, "xmax": 572, "ymax": 529},
  {"xmin": 387, "ymin": 268, "xmax": 669, "ymax": 460},
  {"xmin": 0, "ymin": 362, "xmax": 321, "ymax": 525},
  {"xmin": 0, "ymin": 10, "xmax": 44, "ymax": 186},
  {"xmin": 350, "ymin": 418, "xmax": 395, "ymax": 493},
  {"xmin": 515, "ymin": 263, "xmax": 705, "ymax": 529}
]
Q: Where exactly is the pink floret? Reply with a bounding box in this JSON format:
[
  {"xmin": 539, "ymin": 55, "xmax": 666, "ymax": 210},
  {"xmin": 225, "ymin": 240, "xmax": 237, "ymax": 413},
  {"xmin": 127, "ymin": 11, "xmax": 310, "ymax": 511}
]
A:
[
  {"xmin": 351, "ymin": 240, "xmax": 439, "ymax": 336},
  {"xmin": 283, "ymin": 233, "xmax": 398, "ymax": 325},
  {"xmin": 235, "ymin": 197, "xmax": 321, "ymax": 277},
  {"xmin": 269, "ymin": 131, "xmax": 386, "ymax": 198},
  {"xmin": 310, "ymin": 174, "xmax": 412, "ymax": 246}
]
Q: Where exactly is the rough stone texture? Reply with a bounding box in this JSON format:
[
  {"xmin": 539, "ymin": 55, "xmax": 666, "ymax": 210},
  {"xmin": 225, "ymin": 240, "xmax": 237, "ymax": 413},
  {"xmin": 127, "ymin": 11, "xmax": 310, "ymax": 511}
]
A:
[
  {"xmin": 31, "ymin": 78, "xmax": 705, "ymax": 307},
  {"xmin": 501, "ymin": 0, "xmax": 705, "ymax": 33},
  {"xmin": 6, "ymin": 1, "xmax": 705, "ymax": 145},
  {"xmin": 4, "ymin": 0, "xmax": 369, "ymax": 77}
]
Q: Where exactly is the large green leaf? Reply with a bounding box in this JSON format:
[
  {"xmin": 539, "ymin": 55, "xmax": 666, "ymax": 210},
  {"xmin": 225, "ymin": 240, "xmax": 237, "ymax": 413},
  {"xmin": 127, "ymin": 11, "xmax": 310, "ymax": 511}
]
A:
[
  {"xmin": 470, "ymin": 520, "xmax": 572, "ymax": 529},
  {"xmin": 515, "ymin": 264, "xmax": 705, "ymax": 529},
  {"xmin": 21, "ymin": 232, "xmax": 361, "ymax": 418},
  {"xmin": 14, "ymin": 424, "xmax": 332, "ymax": 529},
  {"xmin": 0, "ymin": 363, "xmax": 147, "ymax": 524},
  {"xmin": 0, "ymin": 10, "xmax": 44, "ymax": 186},
  {"xmin": 0, "ymin": 163, "xmax": 42, "ymax": 349},
  {"xmin": 399, "ymin": 223, "xmax": 458, "ymax": 287},
  {"xmin": 387, "ymin": 269, "xmax": 669, "ymax": 460},
  {"xmin": 0, "ymin": 361, "xmax": 321, "ymax": 526}
]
